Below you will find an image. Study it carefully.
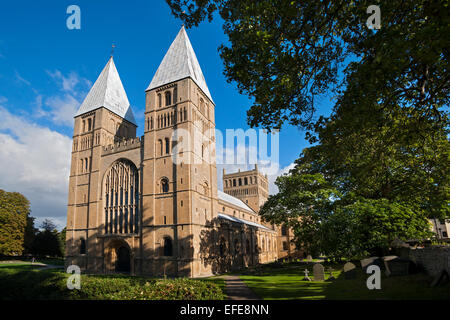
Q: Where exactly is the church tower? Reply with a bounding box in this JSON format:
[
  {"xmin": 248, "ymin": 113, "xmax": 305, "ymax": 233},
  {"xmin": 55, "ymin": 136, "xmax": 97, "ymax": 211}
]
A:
[
  {"xmin": 223, "ymin": 164, "xmax": 269, "ymax": 213},
  {"xmin": 66, "ymin": 57, "xmax": 137, "ymax": 271},
  {"xmin": 141, "ymin": 26, "xmax": 218, "ymax": 277}
]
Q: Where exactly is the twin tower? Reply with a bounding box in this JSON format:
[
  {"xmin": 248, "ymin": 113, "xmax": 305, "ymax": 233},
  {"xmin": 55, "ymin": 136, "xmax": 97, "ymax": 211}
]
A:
[{"xmin": 65, "ymin": 27, "xmax": 279, "ymax": 277}]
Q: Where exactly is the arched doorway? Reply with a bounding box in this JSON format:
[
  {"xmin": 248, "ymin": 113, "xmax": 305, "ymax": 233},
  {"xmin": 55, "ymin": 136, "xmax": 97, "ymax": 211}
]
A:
[{"xmin": 116, "ymin": 246, "xmax": 130, "ymax": 273}]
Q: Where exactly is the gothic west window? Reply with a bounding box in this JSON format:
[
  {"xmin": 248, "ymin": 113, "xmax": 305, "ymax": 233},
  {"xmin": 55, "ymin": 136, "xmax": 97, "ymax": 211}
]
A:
[
  {"xmin": 165, "ymin": 91, "xmax": 171, "ymax": 106},
  {"xmin": 104, "ymin": 160, "xmax": 140, "ymax": 235},
  {"xmin": 163, "ymin": 237, "xmax": 173, "ymax": 256}
]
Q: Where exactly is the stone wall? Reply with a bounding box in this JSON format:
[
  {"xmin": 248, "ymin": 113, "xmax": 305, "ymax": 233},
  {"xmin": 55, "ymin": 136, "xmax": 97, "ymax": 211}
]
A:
[{"xmin": 399, "ymin": 246, "xmax": 450, "ymax": 276}]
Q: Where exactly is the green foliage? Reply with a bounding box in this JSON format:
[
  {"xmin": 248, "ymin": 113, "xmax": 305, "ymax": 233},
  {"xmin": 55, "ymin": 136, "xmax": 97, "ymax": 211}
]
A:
[
  {"xmin": 31, "ymin": 219, "xmax": 64, "ymax": 257},
  {"xmin": 0, "ymin": 190, "xmax": 31, "ymax": 255},
  {"xmin": 167, "ymin": 0, "xmax": 449, "ymax": 131},
  {"xmin": 0, "ymin": 266, "xmax": 225, "ymax": 300}
]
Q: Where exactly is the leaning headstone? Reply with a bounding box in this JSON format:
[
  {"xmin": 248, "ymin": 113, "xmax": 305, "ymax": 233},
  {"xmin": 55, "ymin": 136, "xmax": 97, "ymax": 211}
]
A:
[
  {"xmin": 303, "ymin": 268, "xmax": 312, "ymax": 281},
  {"xmin": 360, "ymin": 256, "xmax": 382, "ymax": 272},
  {"xmin": 313, "ymin": 263, "xmax": 325, "ymax": 281},
  {"xmin": 382, "ymin": 255, "xmax": 410, "ymax": 276},
  {"xmin": 343, "ymin": 262, "xmax": 357, "ymax": 279}
]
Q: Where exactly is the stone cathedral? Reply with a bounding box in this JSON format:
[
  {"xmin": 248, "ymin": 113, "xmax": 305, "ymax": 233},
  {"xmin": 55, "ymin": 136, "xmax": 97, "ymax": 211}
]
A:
[{"xmin": 65, "ymin": 27, "xmax": 286, "ymax": 277}]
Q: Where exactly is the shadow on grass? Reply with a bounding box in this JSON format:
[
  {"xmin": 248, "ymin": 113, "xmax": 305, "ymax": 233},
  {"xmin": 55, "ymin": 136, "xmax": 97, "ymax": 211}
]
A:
[{"xmin": 238, "ymin": 261, "xmax": 450, "ymax": 300}]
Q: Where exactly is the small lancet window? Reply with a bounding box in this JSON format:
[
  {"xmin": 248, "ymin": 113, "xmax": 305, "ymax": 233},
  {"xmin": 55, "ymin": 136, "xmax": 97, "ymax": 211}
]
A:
[
  {"xmin": 165, "ymin": 91, "xmax": 171, "ymax": 106},
  {"xmin": 163, "ymin": 237, "xmax": 173, "ymax": 256},
  {"xmin": 80, "ymin": 238, "xmax": 86, "ymax": 254}
]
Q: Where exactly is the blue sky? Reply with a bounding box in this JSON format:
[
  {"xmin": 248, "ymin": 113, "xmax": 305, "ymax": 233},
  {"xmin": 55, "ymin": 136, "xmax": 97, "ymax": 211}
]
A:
[{"xmin": 0, "ymin": 1, "xmax": 333, "ymax": 229}]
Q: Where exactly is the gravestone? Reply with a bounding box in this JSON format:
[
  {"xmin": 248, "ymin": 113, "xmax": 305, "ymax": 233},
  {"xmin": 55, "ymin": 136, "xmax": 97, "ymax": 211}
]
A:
[
  {"xmin": 303, "ymin": 269, "xmax": 312, "ymax": 281},
  {"xmin": 382, "ymin": 255, "xmax": 410, "ymax": 276},
  {"xmin": 326, "ymin": 267, "xmax": 336, "ymax": 281},
  {"xmin": 360, "ymin": 256, "xmax": 382, "ymax": 272},
  {"xmin": 313, "ymin": 263, "xmax": 325, "ymax": 281},
  {"xmin": 306, "ymin": 255, "xmax": 313, "ymax": 262},
  {"xmin": 343, "ymin": 262, "xmax": 357, "ymax": 279}
]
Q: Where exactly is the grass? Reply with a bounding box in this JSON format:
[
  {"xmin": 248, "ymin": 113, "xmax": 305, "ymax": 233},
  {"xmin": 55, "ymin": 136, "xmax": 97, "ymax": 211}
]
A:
[
  {"xmin": 0, "ymin": 264, "xmax": 226, "ymax": 300},
  {"xmin": 238, "ymin": 262, "xmax": 450, "ymax": 300}
]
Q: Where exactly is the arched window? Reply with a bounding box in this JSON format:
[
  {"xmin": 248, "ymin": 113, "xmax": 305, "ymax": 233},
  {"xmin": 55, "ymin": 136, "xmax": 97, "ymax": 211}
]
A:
[
  {"xmin": 161, "ymin": 178, "xmax": 169, "ymax": 193},
  {"xmin": 244, "ymin": 177, "xmax": 248, "ymax": 185},
  {"xmin": 158, "ymin": 139, "xmax": 163, "ymax": 156},
  {"xmin": 238, "ymin": 178, "xmax": 242, "ymax": 186},
  {"xmin": 104, "ymin": 160, "xmax": 140, "ymax": 234},
  {"xmin": 165, "ymin": 138, "xmax": 170, "ymax": 154},
  {"xmin": 233, "ymin": 179, "xmax": 236, "ymax": 187},
  {"xmin": 163, "ymin": 237, "xmax": 173, "ymax": 256},
  {"xmin": 158, "ymin": 93, "xmax": 162, "ymax": 108},
  {"xmin": 165, "ymin": 91, "xmax": 171, "ymax": 106},
  {"xmin": 87, "ymin": 118, "xmax": 92, "ymax": 131},
  {"xmin": 203, "ymin": 181, "xmax": 209, "ymax": 196},
  {"xmin": 82, "ymin": 120, "xmax": 86, "ymax": 132},
  {"xmin": 80, "ymin": 238, "xmax": 86, "ymax": 254},
  {"xmin": 281, "ymin": 225, "xmax": 287, "ymax": 236},
  {"xmin": 199, "ymin": 98, "xmax": 205, "ymax": 114}
]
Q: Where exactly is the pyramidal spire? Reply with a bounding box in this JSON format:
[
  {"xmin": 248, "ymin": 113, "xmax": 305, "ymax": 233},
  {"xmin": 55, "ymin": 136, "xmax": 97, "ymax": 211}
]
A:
[
  {"xmin": 76, "ymin": 57, "xmax": 137, "ymax": 125},
  {"xmin": 147, "ymin": 26, "xmax": 213, "ymax": 103}
]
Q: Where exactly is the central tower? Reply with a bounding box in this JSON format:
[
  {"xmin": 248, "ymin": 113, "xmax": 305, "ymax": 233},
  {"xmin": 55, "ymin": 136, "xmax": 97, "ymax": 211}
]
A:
[{"xmin": 141, "ymin": 26, "xmax": 218, "ymax": 277}]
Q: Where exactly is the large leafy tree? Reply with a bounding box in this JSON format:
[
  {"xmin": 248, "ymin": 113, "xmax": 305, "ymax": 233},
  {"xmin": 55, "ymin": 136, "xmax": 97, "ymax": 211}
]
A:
[
  {"xmin": 167, "ymin": 0, "xmax": 449, "ymax": 130},
  {"xmin": 32, "ymin": 219, "xmax": 63, "ymax": 257},
  {"xmin": 168, "ymin": 0, "xmax": 449, "ymax": 257},
  {"xmin": 0, "ymin": 190, "xmax": 31, "ymax": 255}
]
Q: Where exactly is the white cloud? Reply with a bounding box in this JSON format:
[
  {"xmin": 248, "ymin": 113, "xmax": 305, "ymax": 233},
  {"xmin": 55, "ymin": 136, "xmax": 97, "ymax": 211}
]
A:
[
  {"xmin": 31, "ymin": 69, "xmax": 90, "ymax": 127},
  {"xmin": 44, "ymin": 93, "xmax": 80, "ymax": 127},
  {"xmin": 46, "ymin": 70, "xmax": 90, "ymax": 95},
  {"xmin": 0, "ymin": 107, "xmax": 71, "ymax": 231},
  {"xmin": 14, "ymin": 70, "xmax": 31, "ymax": 86}
]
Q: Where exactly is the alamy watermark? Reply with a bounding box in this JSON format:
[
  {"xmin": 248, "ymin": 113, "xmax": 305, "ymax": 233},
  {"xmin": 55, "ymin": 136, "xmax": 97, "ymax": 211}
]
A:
[
  {"xmin": 66, "ymin": 5, "xmax": 81, "ymax": 30},
  {"xmin": 366, "ymin": 5, "xmax": 381, "ymax": 30},
  {"xmin": 66, "ymin": 264, "xmax": 81, "ymax": 290}
]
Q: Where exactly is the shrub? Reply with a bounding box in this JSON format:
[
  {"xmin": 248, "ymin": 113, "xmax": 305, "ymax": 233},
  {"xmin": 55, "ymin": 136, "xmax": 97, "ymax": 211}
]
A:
[{"xmin": 0, "ymin": 266, "xmax": 225, "ymax": 300}]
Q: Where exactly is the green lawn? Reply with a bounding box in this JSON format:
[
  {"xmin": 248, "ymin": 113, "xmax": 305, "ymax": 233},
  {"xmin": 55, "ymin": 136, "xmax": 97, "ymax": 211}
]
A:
[{"xmin": 238, "ymin": 262, "xmax": 450, "ymax": 300}]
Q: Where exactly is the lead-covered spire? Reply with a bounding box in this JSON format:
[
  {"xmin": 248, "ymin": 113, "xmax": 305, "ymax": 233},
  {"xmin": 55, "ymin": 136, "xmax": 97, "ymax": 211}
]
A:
[
  {"xmin": 147, "ymin": 26, "xmax": 213, "ymax": 103},
  {"xmin": 76, "ymin": 57, "xmax": 136, "ymax": 125}
]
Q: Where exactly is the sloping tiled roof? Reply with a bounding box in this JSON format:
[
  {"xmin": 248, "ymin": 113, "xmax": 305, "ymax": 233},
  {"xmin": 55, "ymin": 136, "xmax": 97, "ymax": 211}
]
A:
[
  {"xmin": 76, "ymin": 57, "xmax": 137, "ymax": 125},
  {"xmin": 218, "ymin": 213, "xmax": 275, "ymax": 232},
  {"xmin": 217, "ymin": 190, "xmax": 255, "ymax": 213},
  {"xmin": 146, "ymin": 26, "xmax": 213, "ymax": 103}
]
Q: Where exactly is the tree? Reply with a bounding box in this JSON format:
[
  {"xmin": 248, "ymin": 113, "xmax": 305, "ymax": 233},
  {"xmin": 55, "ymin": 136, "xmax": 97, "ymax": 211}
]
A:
[
  {"xmin": 169, "ymin": 0, "xmax": 449, "ymax": 258},
  {"xmin": 0, "ymin": 190, "xmax": 31, "ymax": 255},
  {"xmin": 167, "ymin": 0, "xmax": 449, "ymax": 131},
  {"xmin": 23, "ymin": 216, "xmax": 37, "ymax": 254},
  {"xmin": 59, "ymin": 227, "xmax": 66, "ymax": 256},
  {"xmin": 32, "ymin": 219, "xmax": 63, "ymax": 257}
]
